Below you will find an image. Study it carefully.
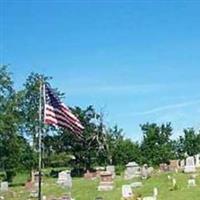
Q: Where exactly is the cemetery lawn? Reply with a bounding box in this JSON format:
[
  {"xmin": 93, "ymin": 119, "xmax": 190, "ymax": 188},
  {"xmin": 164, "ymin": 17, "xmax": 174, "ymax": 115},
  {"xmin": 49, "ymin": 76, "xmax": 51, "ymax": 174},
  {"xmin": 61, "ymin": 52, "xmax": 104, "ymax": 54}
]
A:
[{"xmin": 2, "ymin": 170, "xmax": 200, "ymax": 200}]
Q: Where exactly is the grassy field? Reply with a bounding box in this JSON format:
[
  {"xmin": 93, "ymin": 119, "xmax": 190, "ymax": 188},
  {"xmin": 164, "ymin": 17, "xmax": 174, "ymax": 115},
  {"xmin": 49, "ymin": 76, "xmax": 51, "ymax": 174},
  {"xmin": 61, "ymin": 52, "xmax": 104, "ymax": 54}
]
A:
[{"xmin": 1, "ymin": 170, "xmax": 200, "ymax": 200}]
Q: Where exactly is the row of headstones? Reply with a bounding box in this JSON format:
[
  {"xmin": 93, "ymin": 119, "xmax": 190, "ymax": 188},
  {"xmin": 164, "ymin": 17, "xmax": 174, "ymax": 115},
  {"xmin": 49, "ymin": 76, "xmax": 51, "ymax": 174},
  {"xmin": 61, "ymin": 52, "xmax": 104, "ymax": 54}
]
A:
[
  {"xmin": 182, "ymin": 155, "xmax": 200, "ymax": 173},
  {"xmin": 98, "ymin": 162, "xmax": 154, "ymax": 192},
  {"xmin": 28, "ymin": 164, "xmax": 152, "ymax": 198},
  {"xmin": 160, "ymin": 154, "xmax": 200, "ymax": 173}
]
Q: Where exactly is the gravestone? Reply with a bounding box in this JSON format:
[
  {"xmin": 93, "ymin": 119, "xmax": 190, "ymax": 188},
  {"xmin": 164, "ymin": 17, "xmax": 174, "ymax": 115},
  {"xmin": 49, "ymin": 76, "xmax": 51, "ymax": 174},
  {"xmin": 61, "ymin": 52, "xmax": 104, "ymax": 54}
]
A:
[
  {"xmin": 106, "ymin": 165, "xmax": 115, "ymax": 178},
  {"xmin": 180, "ymin": 160, "xmax": 185, "ymax": 170},
  {"xmin": 169, "ymin": 160, "xmax": 179, "ymax": 171},
  {"xmin": 195, "ymin": 154, "xmax": 200, "ymax": 168},
  {"xmin": 172, "ymin": 178, "xmax": 176, "ymax": 187},
  {"xmin": 122, "ymin": 185, "xmax": 133, "ymax": 199},
  {"xmin": 84, "ymin": 170, "xmax": 97, "ymax": 180},
  {"xmin": 184, "ymin": 156, "xmax": 196, "ymax": 173},
  {"xmin": 98, "ymin": 171, "xmax": 113, "ymax": 191},
  {"xmin": 130, "ymin": 182, "xmax": 143, "ymax": 188},
  {"xmin": 30, "ymin": 171, "xmax": 43, "ymax": 189},
  {"xmin": 95, "ymin": 167, "xmax": 105, "ymax": 177},
  {"xmin": 124, "ymin": 162, "xmax": 141, "ymax": 180},
  {"xmin": 147, "ymin": 167, "xmax": 154, "ymax": 175},
  {"xmin": 143, "ymin": 187, "xmax": 158, "ymax": 200},
  {"xmin": 159, "ymin": 163, "xmax": 169, "ymax": 172},
  {"xmin": 0, "ymin": 182, "xmax": 8, "ymax": 192},
  {"xmin": 141, "ymin": 164, "xmax": 149, "ymax": 179},
  {"xmin": 188, "ymin": 179, "xmax": 196, "ymax": 187},
  {"xmin": 57, "ymin": 171, "xmax": 72, "ymax": 188}
]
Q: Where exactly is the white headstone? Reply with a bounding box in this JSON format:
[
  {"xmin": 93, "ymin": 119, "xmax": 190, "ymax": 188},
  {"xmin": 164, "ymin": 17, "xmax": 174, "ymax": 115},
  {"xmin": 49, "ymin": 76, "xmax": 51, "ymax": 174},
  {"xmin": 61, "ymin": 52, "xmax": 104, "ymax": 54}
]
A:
[
  {"xmin": 0, "ymin": 182, "xmax": 8, "ymax": 192},
  {"xmin": 195, "ymin": 154, "xmax": 200, "ymax": 168},
  {"xmin": 106, "ymin": 165, "xmax": 115, "ymax": 178},
  {"xmin": 142, "ymin": 187, "xmax": 158, "ymax": 200},
  {"xmin": 130, "ymin": 182, "xmax": 143, "ymax": 188},
  {"xmin": 172, "ymin": 178, "xmax": 176, "ymax": 187},
  {"xmin": 57, "ymin": 171, "xmax": 72, "ymax": 188},
  {"xmin": 188, "ymin": 179, "xmax": 196, "ymax": 187},
  {"xmin": 184, "ymin": 156, "xmax": 196, "ymax": 173},
  {"xmin": 122, "ymin": 185, "xmax": 133, "ymax": 198},
  {"xmin": 153, "ymin": 187, "xmax": 158, "ymax": 197}
]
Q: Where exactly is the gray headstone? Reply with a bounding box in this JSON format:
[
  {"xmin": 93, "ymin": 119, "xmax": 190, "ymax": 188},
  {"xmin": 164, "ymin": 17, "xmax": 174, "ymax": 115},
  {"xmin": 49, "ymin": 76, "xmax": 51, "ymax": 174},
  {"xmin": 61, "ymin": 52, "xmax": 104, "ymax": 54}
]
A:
[
  {"xmin": 141, "ymin": 164, "xmax": 149, "ymax": 179},
  {"xmin": 57, "ymin": 171, "xmax": 72, "ymax": 188},
  {"xmin": 106, "ymin": 165, "xmax": 115, "ymax": 178},
  {"xmin": 124, "ymin": 162, "xmax": 141, "ymax": 180},
  {"xmin": 0, "ymin": 182, "xmax": 8, "ymax": 192}
]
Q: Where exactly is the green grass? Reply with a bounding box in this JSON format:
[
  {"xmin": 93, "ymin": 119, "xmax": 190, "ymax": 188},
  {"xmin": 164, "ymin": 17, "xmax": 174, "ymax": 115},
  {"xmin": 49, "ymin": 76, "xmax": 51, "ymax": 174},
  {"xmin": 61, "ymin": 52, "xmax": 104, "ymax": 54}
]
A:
[{"xmin": 1, "ymin": 170, "xmax": 200, "ymax": 200}]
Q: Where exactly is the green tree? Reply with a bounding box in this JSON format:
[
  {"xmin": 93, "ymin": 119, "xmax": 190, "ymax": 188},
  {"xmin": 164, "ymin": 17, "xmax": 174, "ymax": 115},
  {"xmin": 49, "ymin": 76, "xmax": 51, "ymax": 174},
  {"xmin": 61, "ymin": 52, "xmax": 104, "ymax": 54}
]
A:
[
  {"xmin": 44, "ymin": 106, "xmax": 107, "ymax": 172},
  {"xmin": 20, "ymin": 73, "xmax": 50, "ymax": 148},
  {"xmin": 140, "ymin": 123, "xmax": 174, "ymax": 166},
  {"xmin": 0, "ymin": 66, "xmax": 22, "ymax": 181},
  {"xmin": 179, "ymin": 128, "xmax": 200, "ymax": 156},
  {"xmin": 105, "ymin": 125, "xmax": 141, "ymax": 166}
]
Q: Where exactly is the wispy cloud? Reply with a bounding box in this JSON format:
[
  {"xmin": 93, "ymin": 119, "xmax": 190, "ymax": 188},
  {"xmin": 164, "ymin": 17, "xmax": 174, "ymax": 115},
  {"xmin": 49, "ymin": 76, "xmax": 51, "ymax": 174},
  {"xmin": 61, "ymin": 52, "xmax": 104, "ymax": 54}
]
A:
[
  {"xmin": 132, "ymin": 99, "xmax": 200, "ymax": 116},
  {"xmin": 67, "ymin": 83, "xmax": 166, "ymax": 95}
]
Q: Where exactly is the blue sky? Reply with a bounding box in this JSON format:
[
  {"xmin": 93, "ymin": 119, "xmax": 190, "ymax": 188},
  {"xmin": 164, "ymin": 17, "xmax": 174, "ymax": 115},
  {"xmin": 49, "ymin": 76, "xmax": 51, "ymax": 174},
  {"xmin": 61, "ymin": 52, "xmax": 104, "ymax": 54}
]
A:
[{"xmin": 1, "ymin": 1, "xmax": 200, "ymax": 141}]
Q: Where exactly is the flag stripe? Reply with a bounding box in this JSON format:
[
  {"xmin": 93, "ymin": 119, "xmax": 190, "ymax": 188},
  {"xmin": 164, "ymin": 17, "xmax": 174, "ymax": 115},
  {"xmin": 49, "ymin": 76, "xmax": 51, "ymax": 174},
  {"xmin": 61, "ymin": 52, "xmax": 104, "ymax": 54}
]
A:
[
  {"xmin": 45, "ymin": 116, "xmax": 82, "ymax": 133},
  {"xmin": 45, "ymin": 112, "xmax": 82, "ymax": 133},
  {"xmin": 44, "ymin": 84, "xmax": 84, "ymax": 133},
  {"xmin": 45, "ymin": 104, "xmax": 84, "ymax": 129}
]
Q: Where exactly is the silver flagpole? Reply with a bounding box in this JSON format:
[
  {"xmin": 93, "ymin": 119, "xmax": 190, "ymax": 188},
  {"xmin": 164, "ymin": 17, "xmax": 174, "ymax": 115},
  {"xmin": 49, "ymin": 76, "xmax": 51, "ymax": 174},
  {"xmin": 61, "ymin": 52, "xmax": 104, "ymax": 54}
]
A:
[{"xmin": 38, "ymin": 78, "xmax": 43, "ymax": 200}]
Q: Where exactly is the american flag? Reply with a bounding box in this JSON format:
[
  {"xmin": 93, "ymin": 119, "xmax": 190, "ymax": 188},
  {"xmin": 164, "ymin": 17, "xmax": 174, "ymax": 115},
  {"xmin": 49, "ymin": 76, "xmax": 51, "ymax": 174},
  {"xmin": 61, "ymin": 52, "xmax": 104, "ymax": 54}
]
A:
[{"xmin": 44, "ymin": 84, "xmax": 84, "ymax": 134}]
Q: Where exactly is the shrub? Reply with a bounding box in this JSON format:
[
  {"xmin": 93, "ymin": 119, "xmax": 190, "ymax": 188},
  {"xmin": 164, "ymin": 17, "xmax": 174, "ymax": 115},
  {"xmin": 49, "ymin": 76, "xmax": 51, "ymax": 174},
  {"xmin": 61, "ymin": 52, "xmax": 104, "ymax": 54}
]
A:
[
  {"xmin": 5, "ymin": 169, "xmax": 16, "ymax": 182},
  {"xmin": 115, "ymin": 165, "xmax": 125, "ymax": 176}
]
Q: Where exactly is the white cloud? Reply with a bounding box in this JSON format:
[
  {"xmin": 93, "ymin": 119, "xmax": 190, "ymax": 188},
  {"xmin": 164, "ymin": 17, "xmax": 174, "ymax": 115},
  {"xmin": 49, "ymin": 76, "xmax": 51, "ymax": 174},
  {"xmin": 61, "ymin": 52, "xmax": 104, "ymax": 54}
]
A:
[
  {"xmin": 132, "ymin": 99, "xmax": 200, "ymax": 116},
  {"xmin": 67, "ymin": 83, "xmax": 165, "ymax": 95}
]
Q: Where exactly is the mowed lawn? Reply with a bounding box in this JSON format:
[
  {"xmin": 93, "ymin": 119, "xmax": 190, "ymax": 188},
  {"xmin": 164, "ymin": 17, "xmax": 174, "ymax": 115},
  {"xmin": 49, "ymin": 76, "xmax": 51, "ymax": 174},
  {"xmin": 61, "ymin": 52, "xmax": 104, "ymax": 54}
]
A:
[{"xmin": 2, "ymin": 170, "xmax": 200, "ymax": 200}]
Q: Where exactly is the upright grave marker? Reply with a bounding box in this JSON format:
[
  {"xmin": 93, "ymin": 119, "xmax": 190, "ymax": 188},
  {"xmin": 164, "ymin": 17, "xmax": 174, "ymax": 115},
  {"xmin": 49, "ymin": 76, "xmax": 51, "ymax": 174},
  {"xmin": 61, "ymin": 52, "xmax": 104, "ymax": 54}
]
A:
[
  {"xmin": 184, "ymin": 156, "xmax": 196, "ymax": 173},
  {"xmin": 0, "ymin": 181, "xmax": 8, "ymax": 192},
  {"xmin": 98, "ymin": 171, "xmax": 114, "ymax": 191},
  {"xmin": 57, "ymin": 171, "xmax": 72, "ymax": 189},
  {"xmin": 124, "ymin": 162, "xmax": 141, "ymax": 180}
]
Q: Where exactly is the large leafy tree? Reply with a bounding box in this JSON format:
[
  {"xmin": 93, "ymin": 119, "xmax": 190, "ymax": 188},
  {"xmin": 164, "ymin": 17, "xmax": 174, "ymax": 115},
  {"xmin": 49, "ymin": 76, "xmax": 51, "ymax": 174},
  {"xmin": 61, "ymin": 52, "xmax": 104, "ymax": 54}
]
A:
[
  {"xmin": 105, "ymin": 125, "xmax": 141, "ymax": 166},
  {"xmin": 43, "ymin": 106, "xmax": 107, "ymax": 171},
  {"xmin": 62, "ymin": 106, "xmax": 103, "ymax": 170},
  {"xmin": 179, "ymin": 128, "xmax": 200, "ymax": 156},
  {"xmin": 140, "ymin": 123, "xmax": 175, "ymax": 166},
  {"xmin": 0, "ymin": 66, "xmax": 23, "ymax": 181},
  {"xmin": 20, "ymin": 73, "xmax": 50, "ymax": 148},
  {"xmin": 20, "ymin": 72, "xmax": 65, "ymax": 171}
]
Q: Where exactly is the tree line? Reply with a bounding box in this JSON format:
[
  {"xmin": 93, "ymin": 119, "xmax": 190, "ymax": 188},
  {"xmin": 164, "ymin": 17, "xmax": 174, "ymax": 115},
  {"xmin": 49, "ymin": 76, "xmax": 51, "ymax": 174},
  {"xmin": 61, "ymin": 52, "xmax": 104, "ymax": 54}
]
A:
[{"xmin": 1, "ymin": 65, "xmax": 200, "ymax": 181}]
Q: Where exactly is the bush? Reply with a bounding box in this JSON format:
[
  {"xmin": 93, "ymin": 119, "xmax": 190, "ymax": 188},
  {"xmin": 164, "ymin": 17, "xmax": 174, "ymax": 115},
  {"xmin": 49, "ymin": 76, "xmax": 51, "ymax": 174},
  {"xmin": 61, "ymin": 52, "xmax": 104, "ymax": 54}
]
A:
[
  {"xmin": 115, "ymin": 165, "xmax": 125, "ymax": 176},
  {"xmin": 71, "ymin": 168, "xmax": 85, "ymax": 177},
  {"xmin": 5, "ymin": 169, "xmax": 16, "ymax": 182},
  {"xmin": 0, "ymin": 171, "xmax": 6, "ymax": 181}
]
